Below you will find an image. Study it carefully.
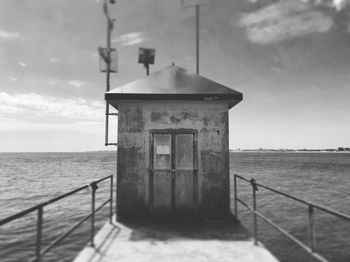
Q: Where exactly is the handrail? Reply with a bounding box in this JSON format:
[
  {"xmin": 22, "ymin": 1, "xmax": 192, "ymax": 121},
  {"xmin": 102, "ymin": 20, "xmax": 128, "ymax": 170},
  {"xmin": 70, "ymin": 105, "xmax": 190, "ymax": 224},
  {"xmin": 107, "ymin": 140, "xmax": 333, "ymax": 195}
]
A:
[
  {"xmin": 0, "ymin": 184, "xmax": 89, "ymax": 226},
  {"xmin": 235, "ymin": 174, "xmax": 350, "ymax": 221},
  {"xmin": 0, "ymin": 175, "xmax": 114, "ymax": 262},
  {"xmin": 234, "ymin": 174, "xmax": 350, "ymax": 262}
]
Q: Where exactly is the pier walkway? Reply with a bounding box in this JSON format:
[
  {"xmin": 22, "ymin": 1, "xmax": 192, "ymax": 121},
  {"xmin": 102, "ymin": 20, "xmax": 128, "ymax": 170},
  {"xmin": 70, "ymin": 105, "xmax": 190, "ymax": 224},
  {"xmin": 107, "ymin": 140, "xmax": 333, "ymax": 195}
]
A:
[{"xmin": 74, "ymin": 215, "xmax": 278, "ymax": 262}]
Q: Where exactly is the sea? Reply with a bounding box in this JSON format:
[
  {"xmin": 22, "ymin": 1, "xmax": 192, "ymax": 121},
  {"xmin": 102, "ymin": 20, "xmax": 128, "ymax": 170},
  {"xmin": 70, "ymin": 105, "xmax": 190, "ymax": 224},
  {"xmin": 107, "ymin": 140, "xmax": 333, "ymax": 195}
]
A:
[{"xmin": 0, "ymin": 152, "xmax": 349, "ymax": 262}]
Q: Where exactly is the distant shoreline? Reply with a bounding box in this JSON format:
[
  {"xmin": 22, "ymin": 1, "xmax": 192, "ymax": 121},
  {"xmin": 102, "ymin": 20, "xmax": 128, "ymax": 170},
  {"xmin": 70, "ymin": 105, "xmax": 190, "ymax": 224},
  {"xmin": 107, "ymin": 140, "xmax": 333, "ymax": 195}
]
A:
[
  {"xmin": 0, "ymin": 150, "xmax": 349, "ymax": 154},
  {"xmin": 230, "ymin": 150, "xmax": 350, "ymax": 153}
]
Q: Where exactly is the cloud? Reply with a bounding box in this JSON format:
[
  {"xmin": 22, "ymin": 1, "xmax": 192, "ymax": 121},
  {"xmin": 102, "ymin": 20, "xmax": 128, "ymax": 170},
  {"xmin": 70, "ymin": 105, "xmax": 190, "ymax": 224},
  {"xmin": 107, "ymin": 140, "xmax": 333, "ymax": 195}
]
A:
[
  {"xmin": 328, "ymin": 0, "xmax": 350, "ymax": 11},
  {"xmin": 0, "ymin": 92, "xmax": 104, "ymax": 121},
  {"xmin": 68, "ymin": 80, "xmax": 86, "ymax": 89},
  {"xmin": 18, "ymin": 62, "xmax": 28, "ymax": 67},
  {"xmin": 0, "ymin": 118, "xmax": 103, "ymax": 134},
  {"xmin": 249, "ymin": 0, "xmax": 350, "ymax": 11},
  {"xmin": 49, "ymin": 57, "xmax": 60, "ymax": 63},
  {"xmin": 239, "ymin": 0, "xmax": 333, "ymax": 44},
  {"xmin": 0, "ymin": 29, "xmax": 21, "ymax": 40},
  {"xmin": 112, "ymin": 32, "xmax": 148, "ymax": 46}
]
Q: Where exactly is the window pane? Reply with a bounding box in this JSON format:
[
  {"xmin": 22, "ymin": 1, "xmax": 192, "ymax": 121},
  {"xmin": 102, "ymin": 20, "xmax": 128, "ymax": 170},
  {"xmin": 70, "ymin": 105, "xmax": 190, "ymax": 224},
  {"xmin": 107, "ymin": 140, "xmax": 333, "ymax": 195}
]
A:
[
  {"xmin": 154, "ymin": 134, "xmax": 171, "ymax": 169},
  {"xmin": 176, "ymin": 134, "xmax": 193, "ymax": 169}
]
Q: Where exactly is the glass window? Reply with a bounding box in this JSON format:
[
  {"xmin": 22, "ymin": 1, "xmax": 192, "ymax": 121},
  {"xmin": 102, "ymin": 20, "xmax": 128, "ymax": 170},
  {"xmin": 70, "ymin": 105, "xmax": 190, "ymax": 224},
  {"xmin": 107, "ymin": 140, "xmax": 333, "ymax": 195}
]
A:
[
  {"xmin": 153, "ymin": 134, "xmax": 171, "ymax": 169},
  {"xmin": 175, "ymin": 134, "xmax": 193, "ymax": 169}
]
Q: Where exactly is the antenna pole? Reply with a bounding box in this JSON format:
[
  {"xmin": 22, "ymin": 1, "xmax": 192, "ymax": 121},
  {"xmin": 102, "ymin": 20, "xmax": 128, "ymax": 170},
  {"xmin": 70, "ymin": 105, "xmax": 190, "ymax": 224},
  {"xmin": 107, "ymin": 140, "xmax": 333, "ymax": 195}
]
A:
[
  {"xmin": 182, "ymin": 0, "xmax": 212, "ymax": 74},
  {"xmin": 196, "ymin": 4, "xmax": 199, "ymax": 75},
  {"xmin": 182, "ymin": 1, "xmax": 211, "ymax": 74}
]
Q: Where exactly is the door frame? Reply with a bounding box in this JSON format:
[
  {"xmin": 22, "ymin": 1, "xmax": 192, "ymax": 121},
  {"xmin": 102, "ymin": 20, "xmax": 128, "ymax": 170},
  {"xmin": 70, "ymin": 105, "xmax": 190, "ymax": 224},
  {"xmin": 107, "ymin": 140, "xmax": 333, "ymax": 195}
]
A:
[{"xmin": 149, "ymin": 128, "xmax": 198, "ymax": 215}]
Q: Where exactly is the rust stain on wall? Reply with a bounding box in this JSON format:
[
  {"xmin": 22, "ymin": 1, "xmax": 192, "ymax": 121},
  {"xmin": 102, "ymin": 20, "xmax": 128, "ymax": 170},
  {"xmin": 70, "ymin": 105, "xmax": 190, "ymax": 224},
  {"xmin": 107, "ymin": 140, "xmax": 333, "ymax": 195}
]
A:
[
  {"xmin": 169, "ymin": 115, "xmax": 181, "ymax": 124},
  {"xmin": 120, "ymin": 106, "xmax": 144, "ymax": 132},
  {"xmin": 151, "ymin": 111, "xmax": 168, "ymax": 122}
]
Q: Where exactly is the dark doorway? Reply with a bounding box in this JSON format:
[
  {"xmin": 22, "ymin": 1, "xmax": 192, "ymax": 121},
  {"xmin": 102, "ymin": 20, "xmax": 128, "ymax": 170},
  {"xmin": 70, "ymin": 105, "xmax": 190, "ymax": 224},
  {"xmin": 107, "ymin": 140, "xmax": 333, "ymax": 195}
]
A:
[{"xmin": 150, "ymin": 129, "xmax": 197, "ymax": 217}]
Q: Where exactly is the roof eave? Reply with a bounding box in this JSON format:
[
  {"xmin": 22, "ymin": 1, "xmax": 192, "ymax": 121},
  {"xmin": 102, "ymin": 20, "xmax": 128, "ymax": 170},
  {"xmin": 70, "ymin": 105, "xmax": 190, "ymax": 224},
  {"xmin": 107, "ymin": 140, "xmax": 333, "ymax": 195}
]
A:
[{"xmin": 105, "ymin": 92, "xmax": 243, "ymax": 110}]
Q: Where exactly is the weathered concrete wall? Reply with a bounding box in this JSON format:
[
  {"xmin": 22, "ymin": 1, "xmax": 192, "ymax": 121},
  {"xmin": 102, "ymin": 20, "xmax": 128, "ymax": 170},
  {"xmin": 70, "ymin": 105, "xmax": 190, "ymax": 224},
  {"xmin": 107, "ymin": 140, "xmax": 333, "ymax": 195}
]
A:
[{"xmin": 117, "ymin": 100, "xmax": 229, "ymax": 219}]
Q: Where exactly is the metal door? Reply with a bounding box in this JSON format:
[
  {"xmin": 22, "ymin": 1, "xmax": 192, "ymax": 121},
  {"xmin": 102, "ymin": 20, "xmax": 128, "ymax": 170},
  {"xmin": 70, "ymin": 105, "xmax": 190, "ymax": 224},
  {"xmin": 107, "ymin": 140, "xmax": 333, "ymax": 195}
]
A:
[{"xmin": 150, "ymin": 130, "xmax": 197, "ymax": 217}]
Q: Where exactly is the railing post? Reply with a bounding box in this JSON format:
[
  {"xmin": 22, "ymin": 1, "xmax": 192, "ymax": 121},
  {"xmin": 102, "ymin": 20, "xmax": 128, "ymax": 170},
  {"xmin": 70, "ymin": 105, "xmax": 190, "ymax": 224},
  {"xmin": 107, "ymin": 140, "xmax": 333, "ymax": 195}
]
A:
[
  {"xmin": 234, "ymin": 174, "xmax": 238, "ymax": 217},
  {"xmin": 109, "ymin": 175, "xmax": 113, "ymax": 224},
  {"xmin": 308, "ymin": 205, "xmax": 316, "ymax": 255},
  {"xmin": 90, "ymin": 181, "xmax": 97, "ymax": 247},
  {"xmin": 36, "ymin": 206, "xmax": 43, "ymax": 262},
  {"xmin": 251, "ymin": 179, "xmax": 258, "ymax": 245}
]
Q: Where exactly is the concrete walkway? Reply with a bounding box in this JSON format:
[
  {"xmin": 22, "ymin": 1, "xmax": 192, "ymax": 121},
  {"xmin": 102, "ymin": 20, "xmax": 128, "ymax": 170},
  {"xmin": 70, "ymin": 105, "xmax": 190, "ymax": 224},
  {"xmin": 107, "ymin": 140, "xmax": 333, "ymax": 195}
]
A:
[{"xmin": 74, "ymin": 216, "xmax": 278, "ymax": 262}]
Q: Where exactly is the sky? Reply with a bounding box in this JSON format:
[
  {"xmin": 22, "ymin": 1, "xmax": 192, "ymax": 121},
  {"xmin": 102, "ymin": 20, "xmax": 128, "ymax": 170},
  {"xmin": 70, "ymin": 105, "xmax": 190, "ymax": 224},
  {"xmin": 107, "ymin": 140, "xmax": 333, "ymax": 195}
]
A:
[{"xmin": 0, "ymin": 0, "xmax": 350, "ymax": 152}]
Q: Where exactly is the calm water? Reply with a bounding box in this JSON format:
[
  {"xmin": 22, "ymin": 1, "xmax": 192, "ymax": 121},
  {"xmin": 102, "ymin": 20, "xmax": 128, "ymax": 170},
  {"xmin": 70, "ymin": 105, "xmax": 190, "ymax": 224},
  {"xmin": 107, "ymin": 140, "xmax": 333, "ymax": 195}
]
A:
[{"xmin": 0, "ymin": 152, "xmax": 349, "ymax": 262}]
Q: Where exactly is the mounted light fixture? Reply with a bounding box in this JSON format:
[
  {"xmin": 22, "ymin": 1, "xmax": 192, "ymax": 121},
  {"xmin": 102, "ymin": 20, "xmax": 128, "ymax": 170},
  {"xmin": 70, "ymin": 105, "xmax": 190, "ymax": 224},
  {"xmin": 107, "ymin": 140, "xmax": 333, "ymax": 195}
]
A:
[{"xmin": 138, "ymin": 47, "xmax": 156, "ymax": 76}]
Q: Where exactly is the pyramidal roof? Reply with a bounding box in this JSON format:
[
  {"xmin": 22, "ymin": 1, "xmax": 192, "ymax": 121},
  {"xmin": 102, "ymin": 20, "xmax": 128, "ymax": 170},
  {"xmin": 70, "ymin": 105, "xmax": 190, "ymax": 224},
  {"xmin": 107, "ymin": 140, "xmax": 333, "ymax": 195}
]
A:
[{"xmin": 106, "ymin": 65, "xmax": 242, "ymax": 109}]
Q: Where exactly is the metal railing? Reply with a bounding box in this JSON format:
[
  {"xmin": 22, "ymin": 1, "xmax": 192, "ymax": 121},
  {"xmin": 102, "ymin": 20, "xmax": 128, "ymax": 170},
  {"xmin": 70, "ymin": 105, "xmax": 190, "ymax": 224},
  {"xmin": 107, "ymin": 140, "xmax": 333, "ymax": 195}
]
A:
[
  {"xmin": 0, "ymin": 175, "xmax": 114, "ymax": 262},
  {"xmin": 234, "ymin": 174, "xmax": 350, "ymax": 262}
]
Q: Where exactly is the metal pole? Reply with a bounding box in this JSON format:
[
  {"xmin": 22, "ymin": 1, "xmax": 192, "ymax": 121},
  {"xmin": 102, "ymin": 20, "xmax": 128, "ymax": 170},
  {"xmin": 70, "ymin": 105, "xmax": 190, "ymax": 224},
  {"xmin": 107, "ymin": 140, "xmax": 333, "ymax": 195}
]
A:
[
  {"xmin": 36, "ymin": 206, "xmax": 43, "ymax": 262},
  {"xmin": 90, "ymin": 182, "xmax": 96, "ymax": 247},
  {"xmin": 252, "ymin": 179, "xmax": 258, "ymax": 245},
  {"xmin": 105, "ymin": 103, "xmax": 109, "ymax": 146},
  {"xmin": 106, "ymin": 2, "xmax": 111, "ymax": 92},
  {"xmin": 195, "ymin": 4, "xmax": 199, "ymax": 75},
  {"xmin": 234, "ymin": 174, "xmax": 238, "ymax": 217},
  {"xmin": 104, "ymin": 0, "xmax": 113, "ymax": 146},
  {"xmin": 110, "ymin": 176, "xmax": 113, "ymax": 223},
  {"xmin": 145, "ymin": 63, "xmax": 149, "ymax": 76},
  {"xmin": 308, "ymin": 205, "xmax": 317, "ymax": 254},
  {"xmin": 115, "ymin": 152, "xmax": 118, "ymax": 220}
]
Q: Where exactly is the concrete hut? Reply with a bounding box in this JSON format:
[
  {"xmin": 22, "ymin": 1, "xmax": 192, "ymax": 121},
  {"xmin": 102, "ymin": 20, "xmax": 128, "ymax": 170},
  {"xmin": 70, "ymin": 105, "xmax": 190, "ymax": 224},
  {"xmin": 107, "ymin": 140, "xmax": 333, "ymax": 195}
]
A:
[{"xmin": 106, "ymin": 65, "xmax": 242, "ymax": 220}]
